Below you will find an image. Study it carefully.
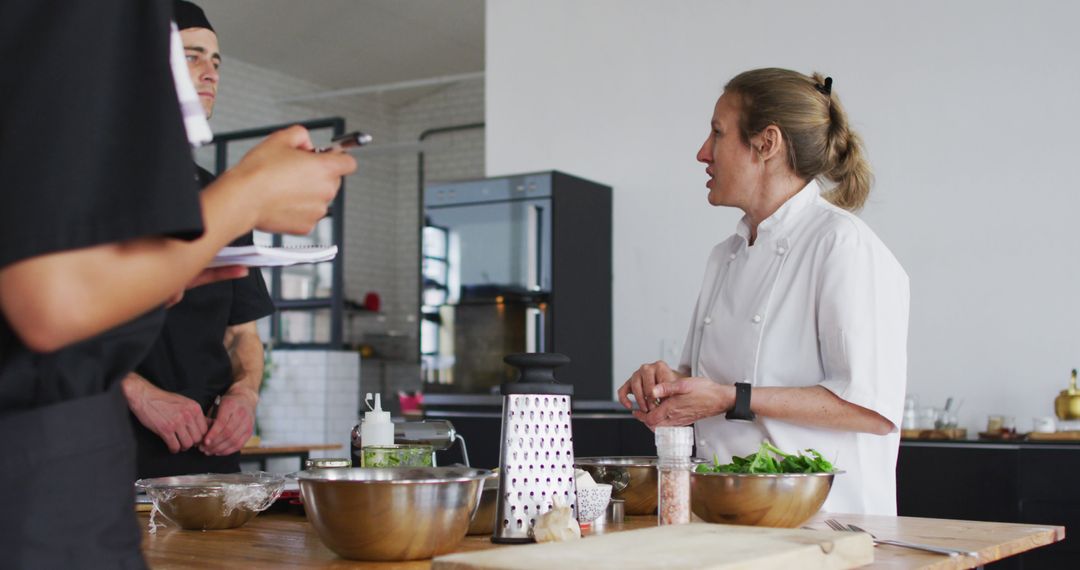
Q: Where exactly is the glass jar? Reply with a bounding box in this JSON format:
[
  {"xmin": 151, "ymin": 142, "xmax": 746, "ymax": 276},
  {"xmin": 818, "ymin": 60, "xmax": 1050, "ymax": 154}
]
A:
[
  {"xmin": 304, "ymin": 457, "xmax": 352, "ymax": 470},
  {"xmin": 361, "ymin": 444, "xmax": 434, "ymax": 467},
  {"xmin": 655, "ymin": 426, "xmax": 693, "ymax": 526}
]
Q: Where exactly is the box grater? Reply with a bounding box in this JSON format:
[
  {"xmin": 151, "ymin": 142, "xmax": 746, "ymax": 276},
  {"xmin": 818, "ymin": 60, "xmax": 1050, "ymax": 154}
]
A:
[{"xmin": 492, "ymin": 353, "xmax": 576, "ymax": 543}]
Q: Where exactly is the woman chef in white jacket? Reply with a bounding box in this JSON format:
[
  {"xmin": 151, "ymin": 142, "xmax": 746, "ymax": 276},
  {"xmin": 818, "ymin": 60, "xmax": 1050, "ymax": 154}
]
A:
[{"xmin": 618, "ymin": 68, "xmax": 909, "ymax": 516}]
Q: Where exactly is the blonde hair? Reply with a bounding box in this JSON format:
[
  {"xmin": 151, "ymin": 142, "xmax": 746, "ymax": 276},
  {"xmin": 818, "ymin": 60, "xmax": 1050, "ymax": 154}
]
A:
[{"xmin": 724, "ymin": 68, "xmax": 873, "ymax": 211}]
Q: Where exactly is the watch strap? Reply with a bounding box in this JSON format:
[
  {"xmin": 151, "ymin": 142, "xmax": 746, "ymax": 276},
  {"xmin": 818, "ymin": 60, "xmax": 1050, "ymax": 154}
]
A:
[{"xmin": 725, "ymin": 382, "xmax": 755, "ymax": 421}]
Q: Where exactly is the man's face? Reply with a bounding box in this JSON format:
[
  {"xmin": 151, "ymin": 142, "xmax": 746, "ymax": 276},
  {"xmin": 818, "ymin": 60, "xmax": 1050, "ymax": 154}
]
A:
[{"xmin": 180, "ymin": 27, "xmax": 220, "ymax": 118}]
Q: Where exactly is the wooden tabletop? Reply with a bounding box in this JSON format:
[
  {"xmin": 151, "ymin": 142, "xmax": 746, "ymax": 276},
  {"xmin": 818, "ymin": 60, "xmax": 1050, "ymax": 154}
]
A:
[
  {"xmin": 139, "ymin": 510, "xmax": 1063, "ymax": 569},
  {"xmin": 239, "ymin": 443, "xmax": 343, "ymax": 456}
]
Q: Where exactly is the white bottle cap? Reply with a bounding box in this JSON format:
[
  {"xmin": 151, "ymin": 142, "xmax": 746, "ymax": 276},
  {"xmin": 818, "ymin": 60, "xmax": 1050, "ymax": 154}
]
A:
[{"xmin": 360, "ymin": 393, "xmax": 394, "ymax": 447}]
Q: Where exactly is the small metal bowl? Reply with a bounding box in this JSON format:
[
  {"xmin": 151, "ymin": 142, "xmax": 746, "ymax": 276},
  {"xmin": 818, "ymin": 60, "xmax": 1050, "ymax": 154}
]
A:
[
  {"xmin": 135, "ymin": 472, "xmax": 285, "ymax": 531},
  {"xmin": 574, "ymin": 456, "xmax": 658, "ymax": 515},
  {"xmin": 297, "ymin": 467, "xmax": 491, "ymax": 561},
  {"xmin": 575, "ymin": 456, "xmax": 704, "ymax": 515},
  {"xmin": 690, "ymin": 471, "xmax": 840, "ymax": 528}
]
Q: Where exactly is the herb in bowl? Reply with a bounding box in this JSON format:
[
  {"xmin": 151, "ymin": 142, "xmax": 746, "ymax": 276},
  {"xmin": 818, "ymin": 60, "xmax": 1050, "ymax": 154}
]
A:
[{"xmin": 695, "ymin": 441, "xmax": 837, "ymax": 474}]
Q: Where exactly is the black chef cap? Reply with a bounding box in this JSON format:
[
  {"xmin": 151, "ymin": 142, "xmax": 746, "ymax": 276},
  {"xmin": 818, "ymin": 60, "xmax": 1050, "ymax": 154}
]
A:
[{"xmin": 173, "ymin": 1, "xmax": 214, "ymax": 32}]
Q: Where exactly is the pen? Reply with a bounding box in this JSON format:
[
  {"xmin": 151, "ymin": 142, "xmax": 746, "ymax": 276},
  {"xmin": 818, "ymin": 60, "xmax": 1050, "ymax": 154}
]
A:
[
  {"xmin": 315, "ymin": 130, "xmax": 373, "ymax": 153},
  {"xmin": 207, "ymin": 395, "xmax": 221, "ymax": 420}
]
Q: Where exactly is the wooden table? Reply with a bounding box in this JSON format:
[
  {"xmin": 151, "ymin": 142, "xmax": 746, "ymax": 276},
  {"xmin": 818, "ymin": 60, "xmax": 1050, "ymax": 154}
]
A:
[
  {"xmin": 139, "ymin": 510, "xmax": 1063, "ymax": 569},
  {"xmin": 238, "ymin": 443, "xmax": 344, "ymax": 471}
]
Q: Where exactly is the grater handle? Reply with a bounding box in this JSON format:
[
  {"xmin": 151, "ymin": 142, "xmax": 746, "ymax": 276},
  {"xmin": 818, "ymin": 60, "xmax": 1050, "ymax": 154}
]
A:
[{"xmin": 503, "ymin": 353, "xmax": 570, "ymax": 384}]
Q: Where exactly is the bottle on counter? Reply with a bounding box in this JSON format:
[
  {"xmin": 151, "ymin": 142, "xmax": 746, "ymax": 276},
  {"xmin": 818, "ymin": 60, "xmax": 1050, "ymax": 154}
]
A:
[
  {"xmin": 656, "ymin": 425, "xmax": 694, "ymax": 525},
  {"xmin": 358, "ymin": 393, "xmax": 393, "ymax": 466}
]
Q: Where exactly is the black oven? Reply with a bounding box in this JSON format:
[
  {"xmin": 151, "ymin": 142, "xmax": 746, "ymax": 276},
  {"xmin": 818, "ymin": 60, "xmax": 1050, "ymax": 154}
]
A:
[{"xmin": 420, "ymin": 171, "xmax": 612, "ymax": 400}]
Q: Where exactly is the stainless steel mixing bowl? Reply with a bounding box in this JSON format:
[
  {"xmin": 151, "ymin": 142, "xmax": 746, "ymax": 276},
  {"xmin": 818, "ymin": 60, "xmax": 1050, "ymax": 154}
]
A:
[
  {"xmin": 575, "ymin": 456, "xmax": 704, "ymax": 515},
  {"xmin": 135, "ymin": 472, "xmax": 285, "ymax": 530},
  {"xmin": 690, "ymin": 471, "xmax": 839, "ymax": 528},
  {"xmin": 466, "ymin": 471, "xmax": 500, "ymax": 535},
  {"xmin": 296, "ymin": 467, "xmax": 491, "ymax": 561}
]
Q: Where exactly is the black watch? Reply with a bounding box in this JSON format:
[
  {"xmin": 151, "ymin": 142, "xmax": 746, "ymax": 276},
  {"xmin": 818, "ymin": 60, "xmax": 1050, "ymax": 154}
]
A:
[{"xmin": 725, "ymin": 382, "xmax": 756, "ymax": 422}]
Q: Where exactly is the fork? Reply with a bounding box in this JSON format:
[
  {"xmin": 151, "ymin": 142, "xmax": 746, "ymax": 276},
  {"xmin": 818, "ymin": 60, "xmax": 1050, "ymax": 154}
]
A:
[{"xmin": 823, "ymin": 519, "xmax": 979, "ymax": 558}]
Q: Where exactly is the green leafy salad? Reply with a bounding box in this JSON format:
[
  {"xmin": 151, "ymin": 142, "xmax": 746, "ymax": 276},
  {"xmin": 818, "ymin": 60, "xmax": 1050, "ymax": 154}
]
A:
[{"xmin": 694, "ymin": 440, "xmax": 837, "ymax": 474}]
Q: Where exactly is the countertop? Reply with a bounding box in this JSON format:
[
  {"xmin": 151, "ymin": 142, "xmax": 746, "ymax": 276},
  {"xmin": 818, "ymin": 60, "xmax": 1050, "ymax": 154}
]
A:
[
  {"xmin": 138, "ymin": 511, "xmax": 1063, "ymax": 569},
  {"xmin": 900, "ymin": 439, "xmax": 1080, "ymax": 450}
]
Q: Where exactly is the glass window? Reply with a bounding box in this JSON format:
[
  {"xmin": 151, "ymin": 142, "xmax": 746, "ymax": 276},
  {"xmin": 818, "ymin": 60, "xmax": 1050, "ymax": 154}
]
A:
[
  {"xmin": 208, "ymin": 118, "xmax": 347, "ymax": 348},
  {"xmin": 279, "ymin": 308, "xmax": 332, "ymax": 344}
]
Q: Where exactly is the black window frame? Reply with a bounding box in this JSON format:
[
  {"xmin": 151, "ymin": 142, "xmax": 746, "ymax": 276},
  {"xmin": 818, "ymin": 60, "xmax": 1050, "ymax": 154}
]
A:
[{"xmin": 210, "ymin": 117, "xmax": 346, "ymax": 348}]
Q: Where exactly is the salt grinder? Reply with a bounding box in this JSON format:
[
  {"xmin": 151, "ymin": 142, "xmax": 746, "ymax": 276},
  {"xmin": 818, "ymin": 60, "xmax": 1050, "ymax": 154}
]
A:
[{"xmin": 492, "ymin": 353, "xmax": 576, "ymax": 543}]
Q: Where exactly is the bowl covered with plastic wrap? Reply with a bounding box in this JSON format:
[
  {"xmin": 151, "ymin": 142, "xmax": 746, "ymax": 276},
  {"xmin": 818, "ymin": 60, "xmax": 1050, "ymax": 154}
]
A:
[{"xmin": 135, "ymin": 472, "xmax": 286, "ymax": 531}]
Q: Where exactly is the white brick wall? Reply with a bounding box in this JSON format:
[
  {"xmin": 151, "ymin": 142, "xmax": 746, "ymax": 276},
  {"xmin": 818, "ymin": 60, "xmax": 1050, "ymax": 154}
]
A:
[
  {"xmin": 199, "ymin": 57, "xmax": 484, "ymax": 423},
  {"xmin": 255, "ymin": 350, "xmax": 360, "ymax": 473}
]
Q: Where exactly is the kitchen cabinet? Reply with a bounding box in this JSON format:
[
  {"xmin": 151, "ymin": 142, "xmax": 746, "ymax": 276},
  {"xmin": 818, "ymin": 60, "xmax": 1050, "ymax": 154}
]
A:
[{"xmin": 897, "ymin": 440, "xmax": 1080, "ymax": 569}]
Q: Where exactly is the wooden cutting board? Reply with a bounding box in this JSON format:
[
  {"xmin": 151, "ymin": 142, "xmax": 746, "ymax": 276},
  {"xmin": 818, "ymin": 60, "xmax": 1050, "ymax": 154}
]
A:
[{"xmin": 432, "ymin": 523, "xmax": 873, "ymax": 570}]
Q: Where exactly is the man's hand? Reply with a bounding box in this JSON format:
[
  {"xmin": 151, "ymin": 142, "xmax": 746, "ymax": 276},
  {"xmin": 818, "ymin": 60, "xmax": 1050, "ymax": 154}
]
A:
[
  {"xmin": 617, "ymin": 360, "xmax": 686, "ymax": 413},
  {"xmin": 632, "ymin": 377, "xmax": 734, "ymax": 429},
  {"xmin": 200, "ymin": 385, "xmax": 258, "ymax": 456},
  {"xmin": 122, "ymin": 373, "xmax": 210, "ymax": 453}
]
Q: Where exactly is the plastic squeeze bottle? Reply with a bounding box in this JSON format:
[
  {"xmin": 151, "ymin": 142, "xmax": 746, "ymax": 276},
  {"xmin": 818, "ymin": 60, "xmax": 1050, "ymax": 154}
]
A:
[
  {"xmin": 656, "ymin": 426, "xmax": 694, "ymax": 525},
  {"xmin": 359, "ymin": 393, "xmax": 393, "ymax": 465}
]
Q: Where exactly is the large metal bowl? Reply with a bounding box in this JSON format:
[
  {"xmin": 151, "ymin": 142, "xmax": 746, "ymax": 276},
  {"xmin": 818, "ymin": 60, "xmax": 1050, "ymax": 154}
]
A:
[
  {"xmin": 575, "ymin": 457, "xmax": 658, "ymax": 515},
  {"xmin": 296, "ymin": 467, "xmax": 491, "ymax": 561},
  {"xmin": 135, "ymin": 472, "xmax": 285, "ymax": 530},
  {"xmin": 466, "ymin": 471, "xmax": 500, "ymax": 535},
  {"xmin": 690, "ymin": 471, "xmax": 839, "ymax": 528}
]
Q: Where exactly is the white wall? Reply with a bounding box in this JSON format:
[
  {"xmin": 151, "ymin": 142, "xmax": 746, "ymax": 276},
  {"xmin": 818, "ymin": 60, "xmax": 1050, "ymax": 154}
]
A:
[{"xmin": 487, "ymin": 0, "xmax": 1080, "ymax": 432}]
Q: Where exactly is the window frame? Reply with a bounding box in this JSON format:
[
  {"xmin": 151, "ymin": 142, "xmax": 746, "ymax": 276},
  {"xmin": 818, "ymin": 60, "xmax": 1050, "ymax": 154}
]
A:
[{"xmin": 210, "ymin": 117, "xmax": 346, "ymax": 348}]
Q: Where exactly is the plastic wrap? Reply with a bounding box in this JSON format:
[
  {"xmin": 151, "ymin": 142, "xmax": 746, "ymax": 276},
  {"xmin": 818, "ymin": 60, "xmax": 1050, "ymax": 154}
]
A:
[{"xmin": 135, "ymin": 472, "xmax": 286, "ymax": 532}]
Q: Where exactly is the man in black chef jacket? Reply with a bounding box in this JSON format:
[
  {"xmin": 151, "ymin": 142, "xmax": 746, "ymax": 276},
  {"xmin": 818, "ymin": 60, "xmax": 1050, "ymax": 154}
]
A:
[
  {"xmin": 122, "ymin": 1, "xmax": 275, "ymax": 478},
  {"xmin": 0, "ymin": 0, "xmax": 355, "ymax": 564}
]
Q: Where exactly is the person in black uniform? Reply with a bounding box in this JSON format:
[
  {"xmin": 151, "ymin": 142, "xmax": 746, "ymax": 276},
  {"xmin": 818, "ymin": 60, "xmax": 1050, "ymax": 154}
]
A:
[
  {"xmin": 124, "ymin": 1, "xmax": 274, "ymax": 479},
  {"xmin": 0, "ymin": 0, "xmax": 356, "ymax": 566}
]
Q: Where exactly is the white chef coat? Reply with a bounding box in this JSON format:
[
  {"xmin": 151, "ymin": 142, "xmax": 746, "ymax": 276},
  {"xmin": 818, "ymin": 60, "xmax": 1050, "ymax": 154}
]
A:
[{"xmin": 679, "ymin": 179, "xmax": 909, "ymax": 515}]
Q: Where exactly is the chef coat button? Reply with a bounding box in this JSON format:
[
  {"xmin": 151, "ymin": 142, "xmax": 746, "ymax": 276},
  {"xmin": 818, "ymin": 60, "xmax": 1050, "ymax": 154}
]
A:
[
  {"xmin": 704, "ymin": 316, "xmax": 713, "ymax": 325},
  {"xmin": 729, "ymin": 253, "xmax": 737, "ymax": 260},
  {"xmin": 752, "ymin": 314, "xmax": 762, "ymax": 324},
  {"xmin": 776, "ymin": 247, "xmax": 786, "ymax": 255}
]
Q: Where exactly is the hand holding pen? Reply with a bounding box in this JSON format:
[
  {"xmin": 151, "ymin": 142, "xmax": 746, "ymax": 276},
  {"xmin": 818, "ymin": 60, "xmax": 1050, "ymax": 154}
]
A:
[{"xmin": 315, "ymin": 131, "xmax": 373, "ymax": 153}]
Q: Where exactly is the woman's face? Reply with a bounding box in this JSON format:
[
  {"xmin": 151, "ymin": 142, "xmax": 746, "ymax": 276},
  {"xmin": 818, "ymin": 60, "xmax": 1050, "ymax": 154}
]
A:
[{"xmin": 696, "ymin": 93, "xmax": 759, "ymax": 208}]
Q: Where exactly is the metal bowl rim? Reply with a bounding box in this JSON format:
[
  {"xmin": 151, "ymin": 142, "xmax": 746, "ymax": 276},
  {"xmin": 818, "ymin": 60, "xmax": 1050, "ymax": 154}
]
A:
[
  {"xmin": 574, "ymin": 455, "xmax": 657, "ymax": 467},
  {"xmin": 135, "ymin": 472, "xmax": 285, "ymax": 491},
  {"xmin": 691, "ymin": 470, "xmax": 843, "ymax": 478},
  {"xmin": 295, "ymin": 466, "xmax": 493, "ymax": 484},
  {"xmin": 574, "ymin": 456, "xmax": 707, "ymax": 468}
]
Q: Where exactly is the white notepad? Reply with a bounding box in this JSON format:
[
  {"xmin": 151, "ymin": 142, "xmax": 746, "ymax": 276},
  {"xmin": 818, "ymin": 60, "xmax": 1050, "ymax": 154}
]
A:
[{"xmin": 209, "ymin": 245, "xmax": 338, "ymax": 268}]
